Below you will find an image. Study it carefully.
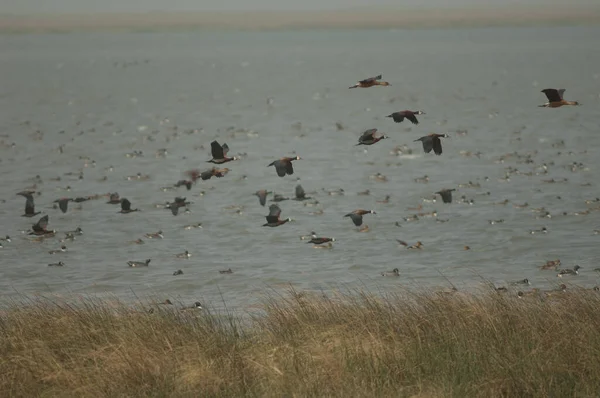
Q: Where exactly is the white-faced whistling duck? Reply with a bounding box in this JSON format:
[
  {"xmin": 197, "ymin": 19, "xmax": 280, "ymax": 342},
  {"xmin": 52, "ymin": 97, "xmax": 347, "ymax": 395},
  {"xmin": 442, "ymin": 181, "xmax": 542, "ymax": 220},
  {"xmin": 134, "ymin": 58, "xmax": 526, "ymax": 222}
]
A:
[
  {"xmin": 307, "ymin": 236, "xmax": 335, "ymax": 245},
  {"xmin": 344, "ymin": 209, "xmax": 376, "ymax": 226},
  {"xmin": 397, "ymin": 239, "xmax": 423, "ymax": 249},
  {"xmin": 128, "ymin": 259, "xmax": 151, "ymax": 267},
  {"xmin": 268, "ymin": 156, "xmax": 301, "ymax": 177},
  {"xmin": 54, "ymin": 197, "xmax": 74, "ymax": 213},
  {"xmin": 386, "ymin": 110, "xmax": 425, "ymax": 125},
  {"xmin": 29, "ymin": 215, "xmax": 55, "ymax": 236},
  {"xmin": 294, "ymin": 184, "xmax": 311, "ymax": 201},
  {"xmin": 415, "ymin": 133, "xmax": 449, "ymax": 155},
  {"xmin": 435, "ymin": 188, "xmax": 456, "ymax": 204},
  {"xmin": 540, "ymin": 259, "xmax": 561, "ymax": 270},
  {"xmin": 557, "ymin": 265, "xmax": 580, "ymax": 277},
  {"xmin": 349, "ymin": 74, "xmax": 391, "ymax": 89},
  {"xmin": 208, "ymin": 140, "xmax": 237, "ymax": 164},
  {"xmin": 381, "ymin": 268, "xmax": 400, "ymax": 277},
  {"xmin": 254, "ymin": 190, "xmax": 271, "ymax": 206},
  {"xmin": 539, "ymin": 89, "xmax": 580, "ymax": 108},
  {"xmin": 119, "ymin": 198, "xmax": 139, "ymax": 214},
  {"xmin": 356, "ymin": 128, "xmax": 387, "ymax": 146},
  {"xmin": 263, "ymin": 204, "xmax": 291, "ymax": 227},
  {"xmin": 107, "ymin": 192, "xmax": 121, "ymax": 204},
  {"xmin": 17, "ymin": 191, "xmax": 40, "ymax": 217}
]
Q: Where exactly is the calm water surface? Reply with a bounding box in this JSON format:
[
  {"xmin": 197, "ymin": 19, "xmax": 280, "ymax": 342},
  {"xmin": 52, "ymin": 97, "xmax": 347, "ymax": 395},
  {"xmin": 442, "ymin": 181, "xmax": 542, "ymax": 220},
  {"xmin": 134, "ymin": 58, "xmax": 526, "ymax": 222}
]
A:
[{"xmin": 0, "ymin": 26, "xmax": 599, "ymax": 311}]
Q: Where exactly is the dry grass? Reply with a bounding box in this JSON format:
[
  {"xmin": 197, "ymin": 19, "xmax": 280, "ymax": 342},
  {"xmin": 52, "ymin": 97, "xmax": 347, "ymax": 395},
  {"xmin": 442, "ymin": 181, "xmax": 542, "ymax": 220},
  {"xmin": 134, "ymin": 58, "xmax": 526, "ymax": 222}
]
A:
[{"xmin": 2, "ymin": 287, "xmax": 600, "ymax": 397}]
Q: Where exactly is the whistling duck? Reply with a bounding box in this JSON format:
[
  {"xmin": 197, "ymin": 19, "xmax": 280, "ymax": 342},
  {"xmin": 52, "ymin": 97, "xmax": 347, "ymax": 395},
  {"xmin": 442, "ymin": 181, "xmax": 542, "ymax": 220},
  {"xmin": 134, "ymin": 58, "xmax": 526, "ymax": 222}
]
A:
[
  {"xmin": 28, "ymin": 215, "xmax": 55, "ymax": 236},
  {"xmin": 307, "ymin": 236, "xmax": 335, "ymax": 245},
  {"xmin": 127, "ymin": 259, "xmax": 151, "ymax": 267},
  {"xmin": 539, "ymin": 88, "xmax": 580, "ymax": 108},
  {"xmin": 166, "ymin": 197, "xmax": 190, "ymax": 215},
  {"xmin": 145, "ymin": 230, "xmax": 163, "ymax": 239},
  {"xmin": 397, "ymin": 240, "xmax": 423, "ymax": 249},
  {"xmin": 48, "ymin": 261, "xmax": 64, "ymax": 267},
  {"xmin": 268, "ymin": 156, "xmax": 301, "ymax": 177},
  {"xmin": 540, "ymin": 259, "xmax": 561, "ymax": 270},
  {"xmin": 174, "ymin": 180, "xmax": 193, "ymax": 190},
  {"xmin": 254, "ymin": 190, "xmax": 271, "ymax": 206},
  {"xmin": 381, "ymin": 268, "xmax": 400, "ymax": 277},
  {"xmin": 557, "ymin": 265, "xmax": 580, "ymax": 277},
  {"xmin": 435, "ymin": 189, "xmax": 456, "ymax": 204},
  {"xmin": 415, "ymin": 133, "xmax": 449, "ymax": 155},
  {"xmin": 54, "ymin": 197, "xmax": 73, "ymax": 213},
  {"xmin": 208, "ymin": 140, "xmax": 237, "ymax": 164},
  {"xmin": 107, "ymin": 192, "xmax": 121, "ymax": 204},
  {"xmin": 510, "ymin": 278, "xmax": 530, "ymax": 286},
  {"xmin": 386, "ymin": 110, "xmax": 425, "ymax": 125},
  {"xmin": 119, "ymin": 198, "xmax": 139, "ymax": 214},
  {"xmin": 48, "ymin": 245, "xmax": 67, "ymax": 254},
  {"xmin": 349, "ymin": 74, "xmax": 391, "ymax": 89},
  {"xmin": 173, "ymin": 270, "xmax": 184, "ymax": 275},
  {"xmin": 356, "ymin": 128, "xmax": 387, "ymax": 146},
  {"xmin": 180, "ymin": 302, "xmax": 203, "ymax": 311},
  {"xmin": 17, "ymin": 191, "xmax": 40, "ymax": 217},
  {"xmin": 176, "ymin": 250, "xmax": 191, "ymax": 259},
  {"xmin": 219, "ymin": 268, "xmax": 233, "ymax": 274},
  {"xmin": 344, "ymin": 209, "xmax": 376, "ymax": 226},
  {"xmin": 263, "ymin": 204, "xmax": 291, "ymax": 227},
  {"xmin": 294, "ymin": 184, "xmax": 311, "ymax": 201}
]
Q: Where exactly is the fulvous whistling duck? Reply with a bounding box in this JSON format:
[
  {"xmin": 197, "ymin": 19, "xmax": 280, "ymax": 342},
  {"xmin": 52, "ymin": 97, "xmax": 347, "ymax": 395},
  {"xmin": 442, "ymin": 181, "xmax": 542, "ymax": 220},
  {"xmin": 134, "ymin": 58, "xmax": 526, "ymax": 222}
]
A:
[
  {"xmin": 381, "ymin": 268, "xmax": 400, "ymax": 277},
  {"xmin": 349, "ymin": 74, "xmax": 391, "ymax": 89},
  {"xmin": 356, "ymin": 128, "xmax": 387, "ymax": 146},
  {"xmin": 268, "ymin": 156, "xmax": 301, "ymax": 177},
  {"xmin": 254, "ymin": 189, "xmax": 271, "ymax": 206},
  {"xmin": 386, "ymin": 110, "xmax": 425, "ymax": 125},
  {"xmin": 397, "ymin": 240, "xmax": 423, "ymax": 249},
  {"xmin": 435, "ymin": 188, "xmax": 456, "ymax": 204},
  {"xmin": 294, "ymin": 184, "xmax": 311, "ymax": 201},
  {"xmin": 557, "ymin": 265, "xmax": 580, "ymax": 277},
  {"xmin": 208, "ymin": 140, "xmax": 237, "ymax": 164},
  {"xmin": 344, "ymin": 209, "xmax": 376, "ymax": 226},
  {"xmin": 127, "ymin": 259, "xmax": 151, "ymax": 267},
  {"xmin": 29, "ymin": 215, "xmax": 55, "ymax": 236},
  {"xmin": 539, "ymin": 88, "xmax": 580, "ymax": 108},
  {"xmin": 307, "ymin": 236, "xmax": 335, "ymax": 245},
  {"xmin": 119, "ymin": 198, "xmax": 139, "ymax": 214},
  {"xmin": 415, "ymin": 133, "xmax": 449, "ymax": 155},
  {"xmin": 17, "ymin": 191, "xmax": 40, "ymax": 217},
  {"xmin": 540, "ymin": 259, "xmax": 561, "ymax": 270},
  {"xmin": 263, "ymin": 204, "xmax": 291, "ymax": 227},
  {"xmin": 54, "ymin": 198, "xmax": 73, "ymax": 213}
]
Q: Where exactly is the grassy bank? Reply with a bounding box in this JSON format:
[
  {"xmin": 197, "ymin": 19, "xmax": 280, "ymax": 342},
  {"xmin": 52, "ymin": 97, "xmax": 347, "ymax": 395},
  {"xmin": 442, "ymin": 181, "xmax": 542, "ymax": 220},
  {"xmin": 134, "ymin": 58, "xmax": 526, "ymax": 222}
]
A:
[{"xmin": 1, "ymin": 286, "xmax": 600, "ymax": 397}]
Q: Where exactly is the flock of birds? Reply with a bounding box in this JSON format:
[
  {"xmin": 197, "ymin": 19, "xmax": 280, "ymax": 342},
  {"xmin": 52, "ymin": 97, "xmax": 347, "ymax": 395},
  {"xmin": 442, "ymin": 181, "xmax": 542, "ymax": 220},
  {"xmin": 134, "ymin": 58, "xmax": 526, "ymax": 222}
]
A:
[{"xmin": 3, "ymin": 71, "xmax": 595, "ymax": 309}]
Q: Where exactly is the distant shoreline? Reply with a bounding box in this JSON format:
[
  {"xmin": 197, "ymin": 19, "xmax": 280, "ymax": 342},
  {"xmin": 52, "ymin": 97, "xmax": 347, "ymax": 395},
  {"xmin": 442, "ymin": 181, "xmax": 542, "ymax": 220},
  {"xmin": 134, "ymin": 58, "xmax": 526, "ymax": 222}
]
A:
[{"xmin": 1, "ymin": 6, "xmax": 600, "ymax": 33}]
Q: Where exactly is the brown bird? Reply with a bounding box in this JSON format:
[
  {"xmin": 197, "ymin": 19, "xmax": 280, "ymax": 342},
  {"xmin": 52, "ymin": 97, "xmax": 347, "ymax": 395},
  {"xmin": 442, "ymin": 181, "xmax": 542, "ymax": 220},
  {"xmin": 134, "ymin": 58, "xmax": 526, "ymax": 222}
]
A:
[
  {"xmin": 539, "ymin": 89, "xmax": 580, "ymax": 108},
  {"xmin": 397, "ymin": 240, "xmax": 423, "ymax": 249},
  {"xmin": 17, "ymin": 191, "xmax": 40, "ymax": 217},
  {"xmin": 263, "ymin": 204, "xmax": 291, "ymax": 227},
  {"xmin": 119, "ymin": 198, "xmax": 139, "ymax": 214},
  {"xmin": 349, "ymin": 74, "xmax": 391, "ymax": 89},
  {"xmin": 344, "ymin": 209, "xmax": 376, "ymax": 226},
  {"xmin": 29, "ymin": 215, "xmax": 55, "ymax": 236},
  {"xmin": 415, "ymin": 133, "xmax": 449, "ymax": 155},
  {"xmin": 356, "ymin": 128, "xmax": 387, "ymax": 146},
  {"xmin": 435, "ymin": 189, "xmax": 456, "ymax": 204},
  {"xmin": 186, "ymin": 167, "xmax": 229, "ymax": 182},
  {"xmin": 207, "ymin": 140, "xmax": 237, "ymax": 164},
  {"xmin": 386, "ymin": 110, "xmax": 425, "ymax": 125},
  {"xmin": 254, "ymin": 190, "xmax": 271, "ymax": 206},
  {"xmin": 540, "ymin": 259, "xmax": 561, "ymax": 270},
  {"xmin": 268, "ymin": 156, "xmax": 301, "ymax": 177}
]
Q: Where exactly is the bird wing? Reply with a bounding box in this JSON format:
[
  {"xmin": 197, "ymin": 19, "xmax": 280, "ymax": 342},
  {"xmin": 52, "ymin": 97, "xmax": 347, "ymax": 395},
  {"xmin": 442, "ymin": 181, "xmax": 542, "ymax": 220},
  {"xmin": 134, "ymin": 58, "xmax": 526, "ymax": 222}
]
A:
[
  {"xmin": 170, "ymin": 206, "xmax": 179, "ymax": 216},
  {"xmin": 417, "ymin": 136, "xmax": 434, "ymax": 153},
  {"xmin": 210, "ymin": 140, "xmax": 225, "ymax": 159},
  {"xmin": 58, "ymin": 199, "xmax": 69, "ymax": 213},
  {"xmin": 33, "ymin": 215, "xmax": 49, "ymax": 232},
  {"xmin": 266, "ymin": 204, "xmax": 282, "ymax": 223},
  {"xmin": 121, "ymin": 199, "xmax": 131, "ymax": 211},
  {"xmin": 285, "ymin": 160, "xmax": 294, "ymax": 176},
  {"xmin": 360, "ymin": 128, "xmax": 377, "ymax": 141},
  {"xmin": 295, "ymin": 184, "xmax": 305, "ymax": 199},
  {"xmin": 542, "ymin": 88, "xmax": 562, "ymax": 103},
  {"xmin": 345, "ymin": 213, "xmax": 363, "ymax": 226},
  {"xmin": 391, "ymin": 113, "xmax": 405, "ymax": 123},
  {"xmin": 200, "ymin": 169, "xmax": 214, "ymax": 180},
  {"xmin": 405, "ymin": 112, "xmax": 419, "ymax": 125},
  {"xmin": 24, "ymin": 194, "xmax": 35, "ymax": 215},
  {"xmin": 359, "ymin": 75, "xmax": 382, "ymax": 84},
  {"xmin": 256, "ymin": 191, "xmax": 267, "ymax": 206},
  {"xmin": 432, "ymin": 137, "xmax": 443, "ymax": 155},
  {"xmin": 396, "ymin": 239, "xmax": 408, "ymax": 246},
  {"xmin": 557, "ymin": 89, "xmax": 566, "ymax": 99},
  {"xmin": 222, "ymin": 143, "xmax": 230, "ymax": 157}
]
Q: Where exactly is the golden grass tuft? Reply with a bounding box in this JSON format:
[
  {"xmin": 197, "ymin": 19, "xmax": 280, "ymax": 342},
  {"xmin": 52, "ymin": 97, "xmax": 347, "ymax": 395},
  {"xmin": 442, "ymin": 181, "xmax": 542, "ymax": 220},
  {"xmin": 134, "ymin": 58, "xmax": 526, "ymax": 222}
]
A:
[{"xmin": 2, "ymin": 287, "xmax": 600, "ymax": 397}]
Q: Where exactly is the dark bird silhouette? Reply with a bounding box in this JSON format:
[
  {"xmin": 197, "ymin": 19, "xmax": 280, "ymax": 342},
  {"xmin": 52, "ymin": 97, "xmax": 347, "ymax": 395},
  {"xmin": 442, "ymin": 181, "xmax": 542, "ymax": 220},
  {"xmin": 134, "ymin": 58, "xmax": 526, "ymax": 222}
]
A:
[
  {"xmin": 307, "ymin": 236, "xmax": 335, "ymax": 245},
  {"xmin": 344, "ymin": 209, "xmax": 376, "ymax": 226},
  {"xmin": 435, "ymin": 189, "xmax": 456, "ymax": 204},
  {"xmin": 127, "ymin": 259, "xmax": 151, "ymax": 267},
  {"xmin": 254, "ymin": 190, "xmax": 271, "ymax": 206},
  {"xmin": 539, "ymin": 88, "xmax": 580, "ymax": 108},
  {"xmin": 294, "ymin": 184, "xmax": 311, "ymax": 201},
  {"xmin": 356, "ymin": 128, "xmax": 387, "ymax": 146},
  {"xmin": 175, "ymin": 180, "xmax": 193, "ymax": 190},
  {"xmin": 119, "ymin": 198, "xmax": 139, "ymax": 214},
  {"xmin": 167, "ymin": 197, "xmax": 190, "ymax": 215},
  {"xmin": 268, "ymin": 156, "xmax": 301, "ymax": 177},
  {"xmin": 54, "ymin": 197, "xmax": 74, "ymax": 213},
  {"xmin": 29, "ymin": 215, "xmax": 55, "ymax": 236},
  {"xmin": 386, "ymin": 110, "xmax": 425, "ymax": 125},
  {"xmin": 415, "ymin": 134, "xmax": 449, "ymax": 155},
  {"xmin": 17, "ymin": 191, "xmax": 40, "ymax": 217},
  {"xmin": 263, "ymin": 204, "xmax": 291, "ymax": 227},
  {"xmin": 349, "ymin": 74, "xmax": 391, "ymax": 89},
  {"xmin": 207, "ymin": 140, "xmax": 237, "ymax": 164},
  {"xmin": 107, "ymin": 192, "xmax": 121, "ymax": 204}
]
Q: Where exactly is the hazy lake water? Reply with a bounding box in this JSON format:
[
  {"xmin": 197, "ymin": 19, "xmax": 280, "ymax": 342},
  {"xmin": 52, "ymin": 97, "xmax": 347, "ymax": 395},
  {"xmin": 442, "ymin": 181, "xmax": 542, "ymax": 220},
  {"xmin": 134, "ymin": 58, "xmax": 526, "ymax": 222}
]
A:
[{"xmin": 0, "ymin": 26, "xmax": 599, "ymax": 311}]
